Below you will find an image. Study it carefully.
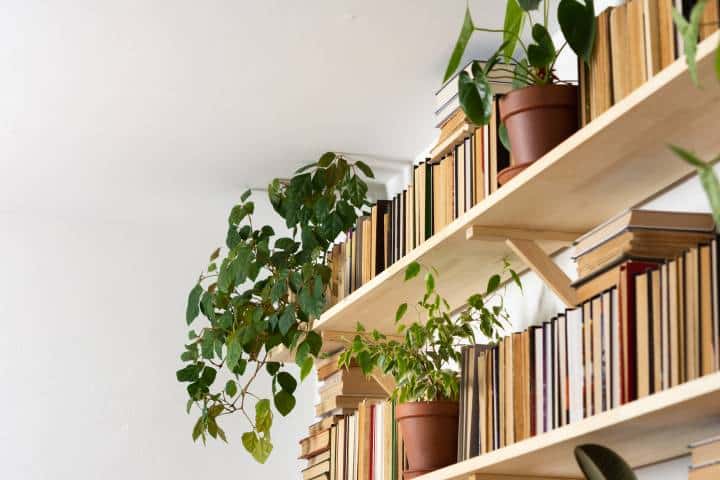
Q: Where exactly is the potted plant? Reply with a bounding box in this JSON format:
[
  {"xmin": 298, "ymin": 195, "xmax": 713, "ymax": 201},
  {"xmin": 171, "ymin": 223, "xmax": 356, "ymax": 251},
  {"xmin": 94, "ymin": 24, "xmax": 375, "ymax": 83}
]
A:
[
  {"xmin": 444, "ymin": 0, "xmax": 597, "ymax": 184},
  {"xmin": 177, "ymin": 152, "xmax": 374, "ymax": 462},
  {"xmin": 338, "ymin": 261, "xmax": 520, "ymax": 479}
]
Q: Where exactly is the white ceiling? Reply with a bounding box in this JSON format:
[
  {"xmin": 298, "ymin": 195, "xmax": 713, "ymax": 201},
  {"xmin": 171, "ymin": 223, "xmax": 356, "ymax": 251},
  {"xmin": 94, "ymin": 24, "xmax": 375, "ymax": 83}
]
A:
[{"xmin": 0, "ymin": 0, "xmax": 509, "ymax": 222}]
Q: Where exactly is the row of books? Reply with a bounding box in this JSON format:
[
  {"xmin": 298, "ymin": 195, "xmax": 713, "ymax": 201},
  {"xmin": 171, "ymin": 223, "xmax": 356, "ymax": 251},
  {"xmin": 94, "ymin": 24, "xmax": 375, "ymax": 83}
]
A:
[
  {"xmin": 326, "ymin": 106, "xmax": 512, "ymax": 307},
  {"xmin": 457, "ymin": 238, "xmax": 720, "ymax": 460},
  {"xmin": 299, "ymin": 401, "xmax": 405, "ymax": 480},
  {"xmin": 581, "ymin": 0, "xmax": 719, "ymax": 124}
]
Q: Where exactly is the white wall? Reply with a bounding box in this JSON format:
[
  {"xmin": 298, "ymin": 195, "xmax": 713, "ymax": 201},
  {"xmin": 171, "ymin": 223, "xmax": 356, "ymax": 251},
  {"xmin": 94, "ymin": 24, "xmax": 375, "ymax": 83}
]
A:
[{"xmin": 0, "ymin": 194, "xmax": 316, "ymax": 479}]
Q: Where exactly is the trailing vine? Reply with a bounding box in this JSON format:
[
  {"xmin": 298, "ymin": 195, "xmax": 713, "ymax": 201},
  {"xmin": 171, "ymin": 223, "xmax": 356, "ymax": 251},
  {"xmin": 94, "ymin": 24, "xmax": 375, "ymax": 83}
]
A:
[{"xmin": 177, "ymin": 152, "xmax": 373, "ymax": 462}]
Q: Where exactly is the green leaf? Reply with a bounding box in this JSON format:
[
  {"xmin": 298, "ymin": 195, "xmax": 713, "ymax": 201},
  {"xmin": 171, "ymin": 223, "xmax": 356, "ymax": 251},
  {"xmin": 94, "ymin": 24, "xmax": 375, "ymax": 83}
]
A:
[
  {"xmin": 305, "ymin": 331, "xmax": 323, "ymax": 356},
  {"xmin": 200, "ymin": 366, "xmax": 217, "ymax": 386},
  {"xmin": 226, "ymin": 335, "xmax": 242, "ymax": 371},
  {"xmin": 266, "ymin": 362, "xmax": 280, "ymax": 375},
  {"xmin": 425, "ymin": 272, "xmax": 435, "ymax": 294},
  {"xmin": 517, "ymin": 0, "xmax": 540, "ymax": 10},
  {"xmin": 358, "ymin": 350, "xmax": 373, "ymax": 375},
  {"xmin": 176, "ymin": 364, "xmax": 201, "ymax": 383},
  {"xmin": 459, "ymin": 62, "xmax": 494, "ymax": 125},
  {"xmin": 574, "ymin": 444, "xmax": 637, "ymax": 480},
  {"xmin": 192, "ymin": 417, "xmax": 205, "ymax": 442},
  {"xmin": 510, "ymin": 268, "xmax": 523, "ymax": 291},
  {"xmin": 395, "ymin": 303, "xmax": 408, "ymax": 323},
  {"xmin": 295, "ymin": 341, "xmax": 311, "ymax": 366},
  {"xmin": 278, "ymin": 308, "xmax": 295, "ymax": 336},
  {"xmin": 672, "ymin": 0, "xmax": 707, "ymax": 86},
  {"xmin": 186, "ymin": 284, "xmax": 203, "ymax": 325},
  {"xmin": 558, "ymin": 0, "xmax": 596, "ymax": 65},
  {"xmin": 255, "ymin": 399, "xmax": 272, "ymax": 433},
  {"xmin": 486, "ymin": 274, "xmax": 501, "ymax": 294},
  {"xmin": 300, "ymin": 356, "xmax": 314, "ymax": 380},
  {"xmin": 225, "ymin": 380, "xmax": 238, "ymax": 397},
  {"xmin": 443, "ymin": 6, "xmax": 474, "ymax": 83},
  {"xmin": 295, "ymin": 162, "xmax": 316, "ymax": 174},
  {"xmin": 499, "ymin": 123, "xmax": 511, "ymax": 152},
  {"xmin": 241, "ymin": 189, "xmax": 252, "ymax": 202},
  {"xmin": 405, "ymin": 261, "xmax": 421, "ymax": 281},
  {"xmin": 274, "ymin": 390, "xmax": 296, "ymax": 416},
  {"xmin": 209, "ymin": 247, "xmax": 221, "ymax": 261},
  {"xmin": 355, "ymin": 161, "xmax": 375, "ymax": 179},
  {"xmin": 503, "ymin": 0, "xmax": 525, "ymax": 61},
  {"xmin": 670, "ymin": 145, "xmax": 720, "ymax": 228},
  {"xmin": 277, "ymin": 371, "xmax": 298, "ymax": 394},
  {"xmin": 527, "ymin": 24, "xmax": 556, "ymax": 69},
  {"xmin": 318, "ymin": 152, "xmax": 336, "ymax": 167},
  {"xmin": 242, "ymin": 431, "xmax": 272, "ymax": 463}
]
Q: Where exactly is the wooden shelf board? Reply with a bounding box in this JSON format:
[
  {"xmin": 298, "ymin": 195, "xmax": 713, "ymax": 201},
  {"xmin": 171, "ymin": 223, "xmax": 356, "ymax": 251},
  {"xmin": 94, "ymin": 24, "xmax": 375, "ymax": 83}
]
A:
[
  {"xmin": 314, "ymin": 32, "xmax": 720, "ymax": 336},
  {"xmin": 418, "ymin": 373, "xmax": 720, "ymax": 480}
]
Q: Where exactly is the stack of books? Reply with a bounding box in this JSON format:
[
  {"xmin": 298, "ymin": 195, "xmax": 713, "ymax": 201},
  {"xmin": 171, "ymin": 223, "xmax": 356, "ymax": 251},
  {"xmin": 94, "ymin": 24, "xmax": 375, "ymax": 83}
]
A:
[
  {"xmin": 572, "ymin": 209, "xmax": 716, "ymax": 281},
  {"xmin": 580, "ymin": 0, "xmax": 719, "ymax": 124},
  {"xmin": 689, "ymin": 435, "xmax": 720, "ymax": 479},
  {"xmin": 315, "ymin": 352, "xmax": 388, "ymax": 418},
  {"xmin": 457, "ymin": 235, "xmax": 720, "ymax": 459},
  {"xmin": 300, "ymin": 401, "xmax": 405, "ymax": 480}
]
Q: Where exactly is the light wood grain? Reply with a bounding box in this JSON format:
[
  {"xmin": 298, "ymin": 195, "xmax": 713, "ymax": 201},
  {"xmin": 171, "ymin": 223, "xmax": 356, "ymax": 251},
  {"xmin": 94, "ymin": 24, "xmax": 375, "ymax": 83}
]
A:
[
  {"xmin": 506, "ymin": 238, "xmax": 578, "ymax": 308},
  {"xmin": 465, "ymin": 226, "xmax": 580, "ymax": 243},
  {"xmin": 313, "ymin": 32, "xmax": 720, "ymax": 336},
  {"xmin": 416, "ymin": 373, "xmax": 720, "ymax": 480}
]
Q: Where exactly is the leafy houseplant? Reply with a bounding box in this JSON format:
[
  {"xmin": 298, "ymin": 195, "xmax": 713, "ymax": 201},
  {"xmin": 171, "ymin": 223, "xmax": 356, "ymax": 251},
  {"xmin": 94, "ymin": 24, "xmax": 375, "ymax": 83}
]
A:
[
  {"xmin": 177, "ymin": 152, "xmax": 374, "ymax": 463},
  {"xmin": 444, "ymin": 0, "xmax": 597, "ymax": 184},
  {"xmin": 339, "ymin": 260, "xmax": 520, "ymax": 478}
]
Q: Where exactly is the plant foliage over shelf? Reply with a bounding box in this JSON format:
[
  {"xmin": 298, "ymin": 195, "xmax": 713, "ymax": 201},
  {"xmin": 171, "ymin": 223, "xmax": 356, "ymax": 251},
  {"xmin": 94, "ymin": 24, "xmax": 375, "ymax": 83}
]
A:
[
  {"xmin": 178, "ymin": 153, "xmax": 373, "ymax": 462},
  {"xmin": 339, "ymin": 260, "xmax": 520, "ymax": 403},
  {"xmin": 444, "ymin": 0, "xmax": 596, "ymax": 126}
]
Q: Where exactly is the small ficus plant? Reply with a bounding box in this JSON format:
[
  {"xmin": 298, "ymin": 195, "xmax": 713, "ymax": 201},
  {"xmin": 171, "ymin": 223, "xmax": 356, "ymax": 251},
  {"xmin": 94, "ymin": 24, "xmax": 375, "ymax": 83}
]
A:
[
  {"xmin": 177, "ymin": 152, "xmax": 374, "ymax": 463},
  {"xmin": 444, "ymin": 0, "xmax": 596, "ymax": 127},
  {"xmin": 338, "ymin": 260, "xmax": 521, "ymax": 403}
]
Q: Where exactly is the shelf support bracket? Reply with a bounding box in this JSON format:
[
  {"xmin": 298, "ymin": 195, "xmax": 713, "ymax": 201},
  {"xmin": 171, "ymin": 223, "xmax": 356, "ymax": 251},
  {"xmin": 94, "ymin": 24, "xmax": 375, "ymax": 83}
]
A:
[{"xmin": 505, "ymin": 238, "xmax": 578, "ymax": 308}]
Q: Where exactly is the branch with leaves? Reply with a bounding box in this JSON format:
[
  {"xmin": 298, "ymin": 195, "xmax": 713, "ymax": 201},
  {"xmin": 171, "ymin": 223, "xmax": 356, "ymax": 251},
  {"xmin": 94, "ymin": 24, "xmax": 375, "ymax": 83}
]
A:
[
  {"xmin": 178, "ymin": 153, "xmax": 374, "ymax": 462},
  {"xmin": 338, "ymin": 260, "xmax": 521, "ymax": 403},
  {"xmin": 444, "ymin": 0, "xmax": 596, "ymax": 127}
]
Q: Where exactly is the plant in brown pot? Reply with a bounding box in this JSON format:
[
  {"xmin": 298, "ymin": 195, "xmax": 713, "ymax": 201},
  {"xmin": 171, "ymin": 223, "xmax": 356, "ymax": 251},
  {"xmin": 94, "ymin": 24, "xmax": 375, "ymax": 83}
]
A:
[
  {"xmin": 338, "ymin": 261, "xmax": 520, "ymax": 479},
  {"xmin": 444, "ymin": 0, "xmax": 598, "ymax": 185}
]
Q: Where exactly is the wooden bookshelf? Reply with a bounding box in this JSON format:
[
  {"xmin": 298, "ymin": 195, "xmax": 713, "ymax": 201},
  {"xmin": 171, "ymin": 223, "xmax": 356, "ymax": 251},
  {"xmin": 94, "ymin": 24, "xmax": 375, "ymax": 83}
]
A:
[
  {"xmin": 312, "ymin": 32, "xmax": 720, "ymax": 339},
  {"xmin": 418, "ymin": 373, "xmax": 720, "ymax": 480}
]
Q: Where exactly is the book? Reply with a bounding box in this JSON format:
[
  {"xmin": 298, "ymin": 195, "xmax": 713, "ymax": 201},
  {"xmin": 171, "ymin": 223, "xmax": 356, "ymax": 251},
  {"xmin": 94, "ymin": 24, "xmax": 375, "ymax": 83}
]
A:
[
  {"xmin": 691, "ymin": 435, "xmax": 720, "ymax": 466},
  {"xmin": 300, "ymin": 429, "xmax": 331, "ymax": 459}
]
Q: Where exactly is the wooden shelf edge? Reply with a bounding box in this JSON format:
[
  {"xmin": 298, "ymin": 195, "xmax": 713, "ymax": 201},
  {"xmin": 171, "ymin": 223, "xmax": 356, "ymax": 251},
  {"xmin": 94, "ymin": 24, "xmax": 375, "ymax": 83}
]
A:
[{"xmin": 416, "ymin": 373, "xmax": 720, "ymax": 480}]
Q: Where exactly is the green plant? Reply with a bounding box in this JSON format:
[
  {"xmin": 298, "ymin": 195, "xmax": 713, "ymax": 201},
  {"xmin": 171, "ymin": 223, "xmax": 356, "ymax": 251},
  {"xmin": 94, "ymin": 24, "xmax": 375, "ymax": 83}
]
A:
[
  {"xmin": 574, "ymin": 444, "xmax": 637, "ymax": 480},
  {"xmin": 670, "ymin": 1, "xmax": 720, "ymax": 229},
  {"xmin": 177, "ymin": 152, "xmax": 374, "ymax": 462},
  {"xmin": 338, "ymin": 260, "xmax": 521, "ymax": 403},
  {"xmin": 443, "ymin": 0, "xmax": 597, "ymax": 127}
]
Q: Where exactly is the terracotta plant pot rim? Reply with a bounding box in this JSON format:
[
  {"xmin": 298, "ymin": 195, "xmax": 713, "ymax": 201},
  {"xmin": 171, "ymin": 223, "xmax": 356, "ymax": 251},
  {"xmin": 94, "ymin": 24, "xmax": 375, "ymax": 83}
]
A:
[
  {"xmin": 396, "ymin": 400, "xmax": 458, "ymax": 420},
  {"xmin": 499, "ymin": 84, "xmax": 578, "ymax": 120}
]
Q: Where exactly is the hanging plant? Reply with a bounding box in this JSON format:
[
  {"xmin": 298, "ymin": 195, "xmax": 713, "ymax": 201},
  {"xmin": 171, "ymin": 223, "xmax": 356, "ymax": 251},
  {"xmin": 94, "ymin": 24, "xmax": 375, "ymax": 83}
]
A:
[{"xmin": 177, "ymin": 152, "xmax": 374, "ymax": 462}]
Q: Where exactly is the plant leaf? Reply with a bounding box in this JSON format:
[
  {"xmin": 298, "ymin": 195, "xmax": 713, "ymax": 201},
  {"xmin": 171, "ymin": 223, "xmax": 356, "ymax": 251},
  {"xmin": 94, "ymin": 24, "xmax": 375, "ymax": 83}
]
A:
[
  {"xmin": 503, "ymin": 0, "xmax": 525, "ymax": 61},
  {"xmin": 458, "ymin": 62, "xmax": 494, "ymax": 125},
  {"xmin": 670, "ymin": 145, "xmax": 720, "ymax": 228},
  {"xmin": 499, "ymin": 123, "xmax": 512, "ymax": 152},
  {"xmin": 300, "ymin": 356, "xmax": 313, "ymax": 380},
  {"xmin": 558, "ymin": 0, "xmax": 596, "ymax": 65},
  {"xmin": 405, "ymin": 261, "xmax": 421, "ymax": 281},
  {"xmin": 395, "ymin": 303, "xmax": 408, "ymax": 323},
  {"xmin": 277, "ymin": 371, "xmax": 298, "ymax": 394},
  {"xmin": 355, "ymin": 161, "xmax": 375, "ymax": 179},
  {"xmin": 486, "ymin": 274, "xmax": 501, "ymax": 294},
  {"xmin": 672, "ymin": 0, "xmax": 707, "ymax": 87},
  {"xmin": 186, "ymin": 284, "xmax": 203, "ymax": 325},
  {"xmin": 574, "ymin": 444, "xmax": 637, "ymax": 480},
  {"xmin": 318, "ymin": 152, "xmax": 336, "ymax": 167},
  {"xmin": 274, "ymin": 390, "xmax": 296, "ymax": 416},
  {"xmin": 225, "ymin": 380, "xmax": 238, "ymax": 397},
  {"xmin": 443, "ymin": 6, "xmax": 474, "ymax": 83},
  {"xmin": 527, "ymin": 24, "xmax": 556, "ymax": 69}
]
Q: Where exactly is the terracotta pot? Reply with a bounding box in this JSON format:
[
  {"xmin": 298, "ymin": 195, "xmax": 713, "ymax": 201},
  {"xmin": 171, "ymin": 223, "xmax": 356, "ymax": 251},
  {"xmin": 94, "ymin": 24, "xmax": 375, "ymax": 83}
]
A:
[
  {"xmin": 498, "ymin": 84, "xmax": 578, "ymax": 185},
  {"xmin": 396, "ymin": 401, "xmax": 458, "ymax": 479}
]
